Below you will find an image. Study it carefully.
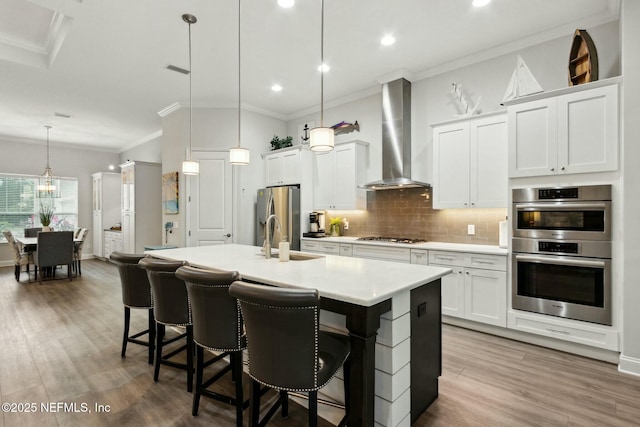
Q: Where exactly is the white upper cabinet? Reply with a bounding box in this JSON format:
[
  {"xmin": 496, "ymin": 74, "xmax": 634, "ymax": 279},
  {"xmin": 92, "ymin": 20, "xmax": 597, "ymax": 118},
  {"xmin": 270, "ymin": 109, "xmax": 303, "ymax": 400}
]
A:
[
  {"xmin": 264, "ymin": 147, "xmax": 302, "ymax": 187},
  {"xmin": 433, "ymin": 112, "xmax": 507, "ymax": 209},
  {"xmin": 313, "ymin": 141, "xmax": 368, "ymax": 210},
  {"xmin": 508, "ymin": 80, "xmax": 619, "ymax": 177}
]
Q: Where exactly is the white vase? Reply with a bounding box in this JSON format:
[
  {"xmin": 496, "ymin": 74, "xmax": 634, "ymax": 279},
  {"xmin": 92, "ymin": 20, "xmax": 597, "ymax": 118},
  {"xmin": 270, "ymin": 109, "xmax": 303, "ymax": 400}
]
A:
[{"xmin": 42, "ymin": 226, "xmax": 51, "ymax": 232}]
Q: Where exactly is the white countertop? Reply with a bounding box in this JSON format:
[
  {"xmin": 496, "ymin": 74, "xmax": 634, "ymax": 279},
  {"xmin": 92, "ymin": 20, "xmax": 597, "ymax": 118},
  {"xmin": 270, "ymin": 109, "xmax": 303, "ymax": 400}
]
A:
[
  {"xmin": 145, "ymin": 244, "xmax": 450, "ymax": 307},
  {"xmin": 302, "ymin": 236, "xmax": 508, "ymax": 255}
]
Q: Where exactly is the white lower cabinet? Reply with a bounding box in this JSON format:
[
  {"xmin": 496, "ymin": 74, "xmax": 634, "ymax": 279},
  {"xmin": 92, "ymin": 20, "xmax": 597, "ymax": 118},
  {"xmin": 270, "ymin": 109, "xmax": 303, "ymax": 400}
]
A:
[
  {"xmin": 352, "ymin": 244, "xmax": 411, "ymax": 263},
  {"xmin": 507, "ymin": 310, "xmax": 619, "ymax": 351},
  {"xmin": 300, "ymin": 240, "xmax": 340, "ymax": 254},
  {"xmin": 104, "ymin": 230, "xmax": 123, "ymax": 260},
  {"xmin": 430, "ymin": 250, "xmax": 507, "ymax": 327}
]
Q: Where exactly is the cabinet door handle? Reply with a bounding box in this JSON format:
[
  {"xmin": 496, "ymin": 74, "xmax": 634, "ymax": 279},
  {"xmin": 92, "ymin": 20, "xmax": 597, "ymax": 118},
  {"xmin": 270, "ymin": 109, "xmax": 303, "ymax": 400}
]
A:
[
  {"xmin": 561, "ymin": 166, "xmax": 565, "ymax": 171},
  {"xmin": 546, "ymin": 327, "xmax": 570, "ymax": 335},
  {"xmin": 465, "ymin": 271, "xmax": 470, "ymax": 275},
  {"xmin": 550, "ymin": 167, "xmax": 555, "ymax": 172}
]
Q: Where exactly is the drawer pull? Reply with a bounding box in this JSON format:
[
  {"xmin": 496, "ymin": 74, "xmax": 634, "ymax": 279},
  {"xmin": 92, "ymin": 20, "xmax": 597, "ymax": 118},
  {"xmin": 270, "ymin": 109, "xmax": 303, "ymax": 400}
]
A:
[
  {"xmin": 546, "ymin": 327, "xmax": 570, "ymax": 335},
  {"xmin": 436, "ymin": 256, "xmax": 455, "ymax": 261}
]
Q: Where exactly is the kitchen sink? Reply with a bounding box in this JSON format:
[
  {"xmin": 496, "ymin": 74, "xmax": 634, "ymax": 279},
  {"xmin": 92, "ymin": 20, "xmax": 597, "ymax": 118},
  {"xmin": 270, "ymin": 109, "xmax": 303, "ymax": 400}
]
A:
[{"xmin": 258, "ymin": 251, "xmax": 324, "ymax": 261}]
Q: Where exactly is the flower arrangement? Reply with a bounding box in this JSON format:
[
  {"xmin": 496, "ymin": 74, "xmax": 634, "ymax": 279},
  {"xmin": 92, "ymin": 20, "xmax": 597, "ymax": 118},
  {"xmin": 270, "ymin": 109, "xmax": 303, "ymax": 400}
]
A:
[
  {"xmin": 329, "ymin": 217, "xmax": 342, "ymax": 237},
  {"xmin": 39, "ymin": 203, "xmax": 55, "ymax": 227},
  {"xmin": 270, "ymin": 135, "xmax": 293, "ymax": 150}
]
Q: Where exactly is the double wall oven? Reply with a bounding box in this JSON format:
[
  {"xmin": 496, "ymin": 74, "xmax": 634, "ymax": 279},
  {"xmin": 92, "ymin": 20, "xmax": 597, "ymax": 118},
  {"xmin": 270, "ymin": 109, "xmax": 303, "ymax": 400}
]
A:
[{"xmin": 512, "ymin": 185, "xmax": 612, "ymax": 325}]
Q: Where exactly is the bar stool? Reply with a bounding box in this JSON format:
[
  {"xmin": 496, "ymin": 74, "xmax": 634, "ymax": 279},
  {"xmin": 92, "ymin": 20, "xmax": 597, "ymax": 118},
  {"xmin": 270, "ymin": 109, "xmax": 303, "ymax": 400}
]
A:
[
  {"xmin": 229, "ymin": 281, "xmax": 351, "ymax": 427},
  {"xmin": 110, "ymin": 252, "xmax": 155, "ymax": 364},
  {"xmin": 175, "ymin": 266, "xmax": 248, "ymax": 426},
  {"xmin": 138, "ymin": 257, "xmax": 193, "ymax": 392}
]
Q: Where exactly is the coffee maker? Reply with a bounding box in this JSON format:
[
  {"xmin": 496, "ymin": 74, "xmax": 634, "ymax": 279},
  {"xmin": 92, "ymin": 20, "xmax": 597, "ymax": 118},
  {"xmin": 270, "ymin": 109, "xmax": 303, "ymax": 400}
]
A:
[{"xmin": 304, "ymin": 211, "xmax": 326, "ymax": 237}]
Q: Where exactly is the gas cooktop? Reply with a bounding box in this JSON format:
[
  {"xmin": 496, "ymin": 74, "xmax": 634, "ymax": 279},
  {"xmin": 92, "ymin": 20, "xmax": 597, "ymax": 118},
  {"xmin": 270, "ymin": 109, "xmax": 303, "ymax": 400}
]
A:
[{"xmin": 356, "ymin": 236, "xmax": 427, "ymax": 244}]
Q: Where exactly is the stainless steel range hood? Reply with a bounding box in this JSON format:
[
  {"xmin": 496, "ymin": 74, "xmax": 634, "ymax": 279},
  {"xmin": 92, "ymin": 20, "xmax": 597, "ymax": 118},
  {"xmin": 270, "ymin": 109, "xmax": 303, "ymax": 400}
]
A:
[{"xmin": 360, "ymin": 78, "xmax": 430, "ymax": 190}]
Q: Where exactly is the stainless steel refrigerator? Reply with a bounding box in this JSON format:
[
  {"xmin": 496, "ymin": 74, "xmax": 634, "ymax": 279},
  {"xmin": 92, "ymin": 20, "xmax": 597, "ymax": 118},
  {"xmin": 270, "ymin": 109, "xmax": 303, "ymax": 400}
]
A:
[{"xmin": 256, "ymin": 186, "xmax": 301, "ymax": 251}]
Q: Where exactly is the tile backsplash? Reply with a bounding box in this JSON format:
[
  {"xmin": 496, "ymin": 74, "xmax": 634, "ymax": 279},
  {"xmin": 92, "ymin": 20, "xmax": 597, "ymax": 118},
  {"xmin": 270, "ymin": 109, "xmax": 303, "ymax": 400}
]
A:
[{"xmin": 327, "ymin": 187, "xmax": 507, "ymax": 245}]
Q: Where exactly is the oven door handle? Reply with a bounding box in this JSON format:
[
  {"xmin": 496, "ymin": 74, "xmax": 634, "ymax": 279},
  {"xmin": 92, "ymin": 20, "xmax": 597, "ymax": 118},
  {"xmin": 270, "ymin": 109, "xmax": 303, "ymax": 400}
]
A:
[
  {"xmin": 514, "ymin": 253, "xmax": 606, "ymax": 268},
  {"xmin": 514, "ymin": 202, "xmax": 608, "ymax": 211}
]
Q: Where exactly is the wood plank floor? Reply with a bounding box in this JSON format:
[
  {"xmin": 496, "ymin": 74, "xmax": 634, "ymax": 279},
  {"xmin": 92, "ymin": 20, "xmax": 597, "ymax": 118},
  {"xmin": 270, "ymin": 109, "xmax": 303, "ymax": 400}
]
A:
[{"xmin": 1, "ymin": 259, "xmax": 639, "ymax": 426}]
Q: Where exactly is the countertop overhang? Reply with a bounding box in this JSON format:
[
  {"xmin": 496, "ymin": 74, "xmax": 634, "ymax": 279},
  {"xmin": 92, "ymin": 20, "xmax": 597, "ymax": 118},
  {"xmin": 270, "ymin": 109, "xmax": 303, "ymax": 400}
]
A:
[{"xmin": 145, "ymin": 244, "xmax": 450, "ymax": 307}]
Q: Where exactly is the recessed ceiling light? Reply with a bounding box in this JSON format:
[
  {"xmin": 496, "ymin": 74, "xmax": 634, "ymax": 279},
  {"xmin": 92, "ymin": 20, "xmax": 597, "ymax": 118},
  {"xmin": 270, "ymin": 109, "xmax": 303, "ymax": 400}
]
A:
[
  {"xmin": 271, "ymin": 84, "xmax": 283, "ymax": 92},
  {"xmin": 108, "ymin": 164, "xmax": 115, "ymax": 170},
  {"xmin": 277, "ymin": 0, "xmax": 294, "ymax": 8},
  {"xmin": 472, "ymin": 0, "xmax": 492, "ymax": 7},
  {"xmin": 318, "ymin": 63, "xmax": 330, "ymax": 73},
  {"xmin": 381, "ymin": 35, "xmax": 396, "ymax": 46}
]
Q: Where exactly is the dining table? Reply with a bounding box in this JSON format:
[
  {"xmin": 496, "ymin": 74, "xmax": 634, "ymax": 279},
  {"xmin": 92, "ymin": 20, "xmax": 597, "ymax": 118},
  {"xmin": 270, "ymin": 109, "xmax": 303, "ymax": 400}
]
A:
[{"xmin": 146, "ymin": 244, "xmax": 451, "ymax": 426}]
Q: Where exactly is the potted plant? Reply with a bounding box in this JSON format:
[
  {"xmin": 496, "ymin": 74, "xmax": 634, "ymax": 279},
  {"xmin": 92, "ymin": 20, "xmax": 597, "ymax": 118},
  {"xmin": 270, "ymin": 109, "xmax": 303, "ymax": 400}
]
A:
[
  {"xmin": 329, "ymin": 217, "xmax": 342, "ymax": 237},
  {"xmin": 39, "ymin": 203, "xmax": 55, "ymax": 231}
]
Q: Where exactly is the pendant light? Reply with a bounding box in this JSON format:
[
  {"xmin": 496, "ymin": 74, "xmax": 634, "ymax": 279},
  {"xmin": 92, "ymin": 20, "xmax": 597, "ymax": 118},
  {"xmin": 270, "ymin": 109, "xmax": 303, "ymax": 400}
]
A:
[
  {"xmin": 37, "ymin": 125, "xmax": 61, "ymax": 198},
  {"xmin": 309, "ymin": 0, "xmax": 334, "ymax": 152},
  {"xmin": 181, "ymin": 13, "xmax": 199, "ymax": 175},
  {"xmin": 230, "ymin": 0, "xmax": 250, "ymax": 165}
]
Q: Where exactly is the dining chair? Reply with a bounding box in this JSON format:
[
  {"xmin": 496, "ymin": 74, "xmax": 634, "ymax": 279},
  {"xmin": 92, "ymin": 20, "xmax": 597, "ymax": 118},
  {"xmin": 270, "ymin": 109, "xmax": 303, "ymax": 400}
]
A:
[
  {"xmin": 73, "ymin": 228, "xmax": 89, "ymax": 275},
  {"xmin": 3, "ymin": 230, "xmax": 31, "ymax": 281},
  {"xmin": 34, "ymin": 231, "xmax": 74, "ymax": 283},
  {"xmin": 24, "ymin": 227, "xmax": 42, "ymax": 237},
  {"xmin": 175, "ymin": 265, "xmax": 247, "ymax": 424},
  {"xmin": 229, "ymin": 281, "xmax": 351, "ymax": 427}
]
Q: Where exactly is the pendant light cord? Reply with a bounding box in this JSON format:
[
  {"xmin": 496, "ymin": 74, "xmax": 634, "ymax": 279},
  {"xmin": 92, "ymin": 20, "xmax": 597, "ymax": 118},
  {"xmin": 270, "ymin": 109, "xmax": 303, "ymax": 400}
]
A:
[
  {"xmin": 188, "ymin": 19, "xmax": 193, "ymax": 161},
  {"xmin": 45, "ymin": 125, "xmax": 51, "ymax": 169},
  {"xmin": 237, "ymin": 0, "xmax": 241, "ymax": 148},
  {"xmin": 320, "ymin": 0, "xmax": 325, "ymax": 127}
]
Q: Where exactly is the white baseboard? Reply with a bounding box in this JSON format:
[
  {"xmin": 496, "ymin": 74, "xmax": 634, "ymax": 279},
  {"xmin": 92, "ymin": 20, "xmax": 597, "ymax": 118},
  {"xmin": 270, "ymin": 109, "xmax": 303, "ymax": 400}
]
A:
[{"xmin": 618, "ymin": 354, "xmax": 640, "ymax": 377}]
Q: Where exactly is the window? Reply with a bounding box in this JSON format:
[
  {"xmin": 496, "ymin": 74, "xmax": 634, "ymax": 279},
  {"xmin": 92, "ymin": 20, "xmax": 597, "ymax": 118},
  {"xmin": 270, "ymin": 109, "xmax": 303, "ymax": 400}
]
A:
[{"xmin": 0, "ymin": 174, "xmax": 78, "ymax": 241}]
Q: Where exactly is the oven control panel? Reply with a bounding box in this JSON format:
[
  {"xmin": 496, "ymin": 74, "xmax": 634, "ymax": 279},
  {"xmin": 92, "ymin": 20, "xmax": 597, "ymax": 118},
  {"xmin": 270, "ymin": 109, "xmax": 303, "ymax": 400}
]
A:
[
  {"xmin": 538, "ymin": 187, "xmax": 579, "ymax": 200},
  {"xmin": 538, "ymin": 241, "xmax": 579, "ymax": 254}
]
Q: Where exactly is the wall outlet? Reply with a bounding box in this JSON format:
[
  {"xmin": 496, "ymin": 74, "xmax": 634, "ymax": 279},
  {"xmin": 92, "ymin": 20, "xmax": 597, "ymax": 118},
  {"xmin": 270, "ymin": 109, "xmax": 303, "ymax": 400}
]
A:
[{"xmin": 467, "ymin": 224, "xmax": 475, "ymax": 235}]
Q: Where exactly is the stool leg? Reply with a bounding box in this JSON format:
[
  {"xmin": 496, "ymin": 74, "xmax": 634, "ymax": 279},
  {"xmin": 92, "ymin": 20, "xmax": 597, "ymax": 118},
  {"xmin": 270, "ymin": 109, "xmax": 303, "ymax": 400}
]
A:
[
  {"xmin": 121, "ymin": 307, "xmax": 130, "ymax": 358},
  {"xmin": 308, "ymin": 390, "xmax": 318, "ymax": 427},
  {"xmin": 233, "ymin": 352, "xmax": 244, "ymax": 427},
  {"xmin": 148, "ymin": 308, "xmax": 155, "ymax": 365},
  {"xmin": 281, "ymin": 390, "xmax": 289, "ymax": 418},
  {"xmin": 154, "ymin": 323, "xmax": 165, "ymax": 382},
  {"xmin": 249, "ymin": 379, "xmax": 260, "ymax": 427},
  {"xmin": 186, "ymin": 325, "xmax": 194, "ymax": 392},
  {"xmin": 192, "ymin": 346, "xmax": 204, "ymax": 416}
]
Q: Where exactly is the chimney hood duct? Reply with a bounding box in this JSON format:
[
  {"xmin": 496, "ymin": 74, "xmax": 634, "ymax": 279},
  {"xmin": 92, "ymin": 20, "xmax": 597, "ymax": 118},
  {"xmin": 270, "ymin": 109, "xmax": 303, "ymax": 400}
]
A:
[{"xmin": 360, "ymin": 78, "xmax": 430, "ymax": 190}]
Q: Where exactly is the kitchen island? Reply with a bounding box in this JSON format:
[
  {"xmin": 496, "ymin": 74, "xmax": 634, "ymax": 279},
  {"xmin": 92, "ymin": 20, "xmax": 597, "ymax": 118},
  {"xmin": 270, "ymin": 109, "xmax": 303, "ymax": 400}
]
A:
[{"xmin": 146, "ymin": 244, "xmax": 451, "ymax": 427}]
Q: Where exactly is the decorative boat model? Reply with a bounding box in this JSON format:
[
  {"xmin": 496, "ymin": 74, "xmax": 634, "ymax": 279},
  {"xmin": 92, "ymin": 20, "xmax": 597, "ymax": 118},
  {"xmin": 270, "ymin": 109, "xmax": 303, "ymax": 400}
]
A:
[{"xmin": 568, "ymin": 29, "xmax": 598, "ymax": 86}]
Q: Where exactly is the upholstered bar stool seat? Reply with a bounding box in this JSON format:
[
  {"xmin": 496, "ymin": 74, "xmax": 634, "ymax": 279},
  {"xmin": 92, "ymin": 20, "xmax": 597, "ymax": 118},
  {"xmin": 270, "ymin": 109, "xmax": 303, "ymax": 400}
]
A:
[
  {"xmin": 109, "ymin": 251, "xmax": 155, "ymax": 364},
  {"xmin": 176, "ymin": 265, "xmax": 249, "ymax": 426},
  {"xmin": 229, "ymin": 281, "xmax": 351, "ymax": 427},
  {"xmin": 139, "ymin": 257, "xmax": 193, "ymax": 392}
]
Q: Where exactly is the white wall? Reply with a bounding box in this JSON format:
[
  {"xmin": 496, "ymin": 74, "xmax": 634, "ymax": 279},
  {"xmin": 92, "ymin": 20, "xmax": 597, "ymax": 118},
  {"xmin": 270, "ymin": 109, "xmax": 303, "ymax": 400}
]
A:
[
  {"xmin": 119, "ymin": 135, "xmax": 162, "ymax": 164},
  {"xmin": 0, "ymin": 137, "xmax": 120, "ymax": 265},
  {"xmin": 161, "ymin": 107, "xmax": 285, "ymax": 247},
  {"xmin": 620, "ymin": 0, "xmax": 640, "ymax": 376},
  {"xmin": 286, "ymin": 20, "xmax": 620, "ymax": 187}
]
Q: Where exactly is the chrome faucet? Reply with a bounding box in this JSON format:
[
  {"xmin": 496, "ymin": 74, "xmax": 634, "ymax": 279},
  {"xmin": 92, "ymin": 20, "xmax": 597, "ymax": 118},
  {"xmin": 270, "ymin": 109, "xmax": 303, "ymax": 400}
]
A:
[{"xmin": 263, "ymin": 214, "xmax": 282, "ymax": 259}]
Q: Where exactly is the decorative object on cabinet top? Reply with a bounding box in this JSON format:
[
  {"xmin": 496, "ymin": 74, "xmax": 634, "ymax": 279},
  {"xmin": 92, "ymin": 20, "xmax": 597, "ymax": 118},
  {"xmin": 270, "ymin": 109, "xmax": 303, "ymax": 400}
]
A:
[
  {"xmin": 269, "ymin": 135, "xmax": 293, "ymax": 150},
  {"xmin": 501, "ymin": 76, "xmax": 620, "ymax": 107},
  {"xmin": 450, "ymin": 82, "xmax": 481, "ymax": 117},
  {"xmin": 502, "ymin": 55, "xmax": 543, "ymax": 103},
  {"xmin": 569, "ymin": 29, "xmax": 598, "ymax": 86},
  {"xmin": 331, "ymin": 120, "xmax": 360, "ymax": 135}
]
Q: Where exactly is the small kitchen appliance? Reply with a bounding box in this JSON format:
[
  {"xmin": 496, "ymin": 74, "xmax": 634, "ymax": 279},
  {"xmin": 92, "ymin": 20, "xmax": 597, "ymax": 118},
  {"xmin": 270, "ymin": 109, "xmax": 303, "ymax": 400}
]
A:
[{"xmin": 303, "ymin": 211, "xmax": 326, "ymax": 238}]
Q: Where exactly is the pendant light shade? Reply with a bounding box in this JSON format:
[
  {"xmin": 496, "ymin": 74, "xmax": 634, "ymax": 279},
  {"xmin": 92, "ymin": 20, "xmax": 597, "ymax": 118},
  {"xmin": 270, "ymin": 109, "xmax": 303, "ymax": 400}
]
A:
[
  {"xmin": 181, "ymin": 13, "xmax": 199, "ymax": 175},
  {"xmin": 310, "ymin": 0, "xmax": 334, "ymax": 152},
  {"xmin": 181, "ymin": 160, "xmax": 199, "ymax": 175},
  {"xmin": 37, "ymin": 125, "xmax": 61, "ymax": 198},
  {"xmin": 309, "ymin": 127, "xmax": 334, "ymax": 152},
  {"xmin": 230, "ymin": 0, "xmax": 250, "ymax": 165}
]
